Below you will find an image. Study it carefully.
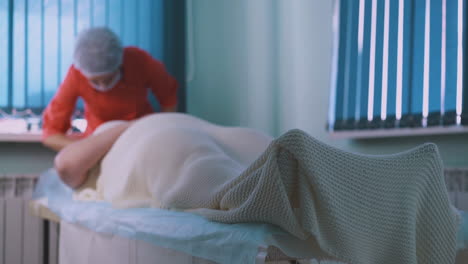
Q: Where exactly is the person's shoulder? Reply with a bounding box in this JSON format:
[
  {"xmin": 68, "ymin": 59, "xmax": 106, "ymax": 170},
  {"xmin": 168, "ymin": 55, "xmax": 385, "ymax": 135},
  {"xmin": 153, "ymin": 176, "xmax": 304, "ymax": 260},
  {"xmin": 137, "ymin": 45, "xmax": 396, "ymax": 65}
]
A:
[
  {"xmin": 124, "ymin": 46, "xmax": 154, "ymax": 60},
  {"xmin": 122, "ymin": 47, "xmax": 147, "ymax": 70},
  {"xmin": 57, "ymin": 65, "xmax": 87, "ymax": 94},
  {"xmin": 65, "ymin": 65, "xmax": 86, "ymax": 84},
  {"xmin": 69, "ymin": 64, "xmax": 81, "ymax": 75},
  {"xmin": 123, "ymin": 46, "xmax": 164, "ymax": 71}
]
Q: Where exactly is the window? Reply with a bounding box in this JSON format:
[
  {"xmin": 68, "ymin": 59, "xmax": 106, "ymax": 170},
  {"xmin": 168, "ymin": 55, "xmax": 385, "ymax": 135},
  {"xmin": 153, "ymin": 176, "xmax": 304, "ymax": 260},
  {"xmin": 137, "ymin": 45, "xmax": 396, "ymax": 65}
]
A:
[
  {"xmin": 329, "ymin": 0, "xmax": 468, "ymax": 137},
  {"xmin": 0, "ymin": 0, "xmax": 168, "ymax": 133}
]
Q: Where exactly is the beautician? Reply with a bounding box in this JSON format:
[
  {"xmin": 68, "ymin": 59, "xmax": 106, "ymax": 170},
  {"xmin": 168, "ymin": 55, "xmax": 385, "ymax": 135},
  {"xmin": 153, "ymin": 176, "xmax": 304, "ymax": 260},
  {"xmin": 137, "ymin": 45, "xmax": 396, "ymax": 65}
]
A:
[{"xmin": 42, "ymin": 27, "xmax": 178, "ymax": 151}]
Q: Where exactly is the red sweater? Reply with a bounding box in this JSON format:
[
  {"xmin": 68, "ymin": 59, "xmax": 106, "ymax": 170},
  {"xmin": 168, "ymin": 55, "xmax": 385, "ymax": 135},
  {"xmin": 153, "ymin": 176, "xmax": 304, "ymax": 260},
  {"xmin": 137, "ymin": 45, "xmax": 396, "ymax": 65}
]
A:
[{"xmin": 42, "ymin": 47, "xmax": 178, "ymax": 140}]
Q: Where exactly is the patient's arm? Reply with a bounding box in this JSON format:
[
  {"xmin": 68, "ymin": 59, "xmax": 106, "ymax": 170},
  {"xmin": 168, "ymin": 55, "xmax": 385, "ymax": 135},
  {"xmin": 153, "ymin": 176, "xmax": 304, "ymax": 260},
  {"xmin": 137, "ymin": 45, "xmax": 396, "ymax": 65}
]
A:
[
  {"xmin": 54, "ymin": 122, "xmax": 131, "ymax": 189},
  {"xmin": 43, "ymin": 134, "xmax": 80, "ymax": 152}
]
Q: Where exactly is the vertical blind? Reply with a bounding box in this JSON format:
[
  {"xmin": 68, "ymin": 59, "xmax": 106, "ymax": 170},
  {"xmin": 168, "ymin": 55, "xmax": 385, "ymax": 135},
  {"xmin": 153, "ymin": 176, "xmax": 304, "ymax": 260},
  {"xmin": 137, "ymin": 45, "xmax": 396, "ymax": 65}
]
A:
[
  {"xmin": 329, "ymin": 0, "xmax": 468, "ymax": 132},
  {"xmin": 0, "ymin": 0, "xmax": 165, "ymax": 112}
]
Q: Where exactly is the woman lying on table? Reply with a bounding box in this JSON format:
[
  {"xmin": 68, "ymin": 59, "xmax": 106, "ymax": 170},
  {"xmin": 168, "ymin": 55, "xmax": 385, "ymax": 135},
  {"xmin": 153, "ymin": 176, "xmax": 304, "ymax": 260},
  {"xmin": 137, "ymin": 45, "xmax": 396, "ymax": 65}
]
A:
[{"xmin": 54, "ymin": 112, "xmax": 463, "ymax": 264}]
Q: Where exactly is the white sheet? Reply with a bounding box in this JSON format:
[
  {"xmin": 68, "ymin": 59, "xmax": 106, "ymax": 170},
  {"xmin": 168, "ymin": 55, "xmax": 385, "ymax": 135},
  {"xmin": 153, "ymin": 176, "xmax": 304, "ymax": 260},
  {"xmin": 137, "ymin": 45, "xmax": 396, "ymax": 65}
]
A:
[
  {"xmin": 75, "ymin": 113, "xmax": 272, "ymax": 209},
  {"xmin": 59, "ymin": 220, "xmax": 217, "ymax": 264}
]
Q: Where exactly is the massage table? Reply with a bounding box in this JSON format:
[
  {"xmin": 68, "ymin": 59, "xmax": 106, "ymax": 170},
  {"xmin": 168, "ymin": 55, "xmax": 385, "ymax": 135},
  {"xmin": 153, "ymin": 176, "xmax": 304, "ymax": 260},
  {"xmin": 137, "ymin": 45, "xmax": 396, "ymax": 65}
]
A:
[
  {"xmin": 30, "ymin": 191, "xmax": 468, "ymax": 264},
  {"xmin": 30, "ymin": 198, "xmax": 315, "ymax": 264}
]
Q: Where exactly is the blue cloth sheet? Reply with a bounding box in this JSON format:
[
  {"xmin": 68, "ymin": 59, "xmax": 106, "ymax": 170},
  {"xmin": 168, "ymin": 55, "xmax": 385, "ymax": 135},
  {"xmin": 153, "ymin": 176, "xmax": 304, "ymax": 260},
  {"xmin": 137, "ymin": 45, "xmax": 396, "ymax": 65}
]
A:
[{"xmin": 33, "ymin": 169, "xmax": 298, "ymax": 264}]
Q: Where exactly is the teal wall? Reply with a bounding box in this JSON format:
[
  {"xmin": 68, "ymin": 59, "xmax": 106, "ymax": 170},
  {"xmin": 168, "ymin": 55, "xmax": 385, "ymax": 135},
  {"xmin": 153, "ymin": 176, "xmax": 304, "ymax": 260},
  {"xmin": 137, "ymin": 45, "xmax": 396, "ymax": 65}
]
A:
[
  {"xmin": 186, "ymin": 0, "xmax": 249, "ymax": 127},
  {"xmin": 0, "ymin": 143, "xmax": 54, "ymax": 174},
  {"xmin": 186, "ymin": 0, "xmax": 468, "ymax": 168}
]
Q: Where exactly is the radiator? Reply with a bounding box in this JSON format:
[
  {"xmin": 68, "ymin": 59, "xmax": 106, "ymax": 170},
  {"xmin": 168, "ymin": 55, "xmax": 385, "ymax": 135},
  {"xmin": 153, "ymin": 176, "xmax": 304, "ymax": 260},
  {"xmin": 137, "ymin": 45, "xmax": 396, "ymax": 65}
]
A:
[
  {"xmin": 445, "ymin": 168, "xmax": 468, "ymax": 211},
  {"xmin": 0, "ymin": 174, "xmax": 58, "ymax": 264}
]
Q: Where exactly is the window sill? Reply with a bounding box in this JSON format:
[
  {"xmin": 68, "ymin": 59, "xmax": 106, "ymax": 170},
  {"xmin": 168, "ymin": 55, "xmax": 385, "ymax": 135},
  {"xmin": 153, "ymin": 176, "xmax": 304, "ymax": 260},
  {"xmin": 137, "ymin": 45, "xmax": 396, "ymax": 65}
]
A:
[
  {"xmin": 330, "ymin": 125, "xmax": 468, "ymax": 139},
  {"xmin": 0, "ymin": 132, "xmax": 42, "ymax": 142}
]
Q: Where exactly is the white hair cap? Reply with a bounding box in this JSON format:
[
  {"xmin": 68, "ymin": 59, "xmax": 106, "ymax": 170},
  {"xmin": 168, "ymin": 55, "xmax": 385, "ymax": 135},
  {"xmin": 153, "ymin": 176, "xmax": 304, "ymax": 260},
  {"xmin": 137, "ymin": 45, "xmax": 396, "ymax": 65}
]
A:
[{"xmin": 73, "ymin": 27, "xmax": 123, "ymax": 77}]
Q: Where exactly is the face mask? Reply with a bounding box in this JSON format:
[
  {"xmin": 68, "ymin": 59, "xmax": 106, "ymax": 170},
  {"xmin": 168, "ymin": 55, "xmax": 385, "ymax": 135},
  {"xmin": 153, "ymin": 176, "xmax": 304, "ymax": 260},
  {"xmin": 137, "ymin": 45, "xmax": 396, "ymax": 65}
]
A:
[{"xmin": 90, "ymin": 71, "xmax": 121, "ymax": 92}]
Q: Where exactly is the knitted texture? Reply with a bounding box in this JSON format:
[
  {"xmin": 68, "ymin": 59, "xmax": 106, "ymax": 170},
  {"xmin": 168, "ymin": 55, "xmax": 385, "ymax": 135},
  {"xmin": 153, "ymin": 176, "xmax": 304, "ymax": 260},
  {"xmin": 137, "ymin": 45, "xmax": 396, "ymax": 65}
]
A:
[{"xmin": 191, "ymin": 129, "xmax": 459, "ymax": 264}]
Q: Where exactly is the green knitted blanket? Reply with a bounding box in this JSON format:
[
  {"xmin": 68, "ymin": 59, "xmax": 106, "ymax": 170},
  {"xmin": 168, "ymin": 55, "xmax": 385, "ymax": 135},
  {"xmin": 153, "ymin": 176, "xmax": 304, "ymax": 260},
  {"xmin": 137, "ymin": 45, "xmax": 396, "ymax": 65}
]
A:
[{"xmin": 193, "ymin": 129, "xmax": 459, "ymax": 264}]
